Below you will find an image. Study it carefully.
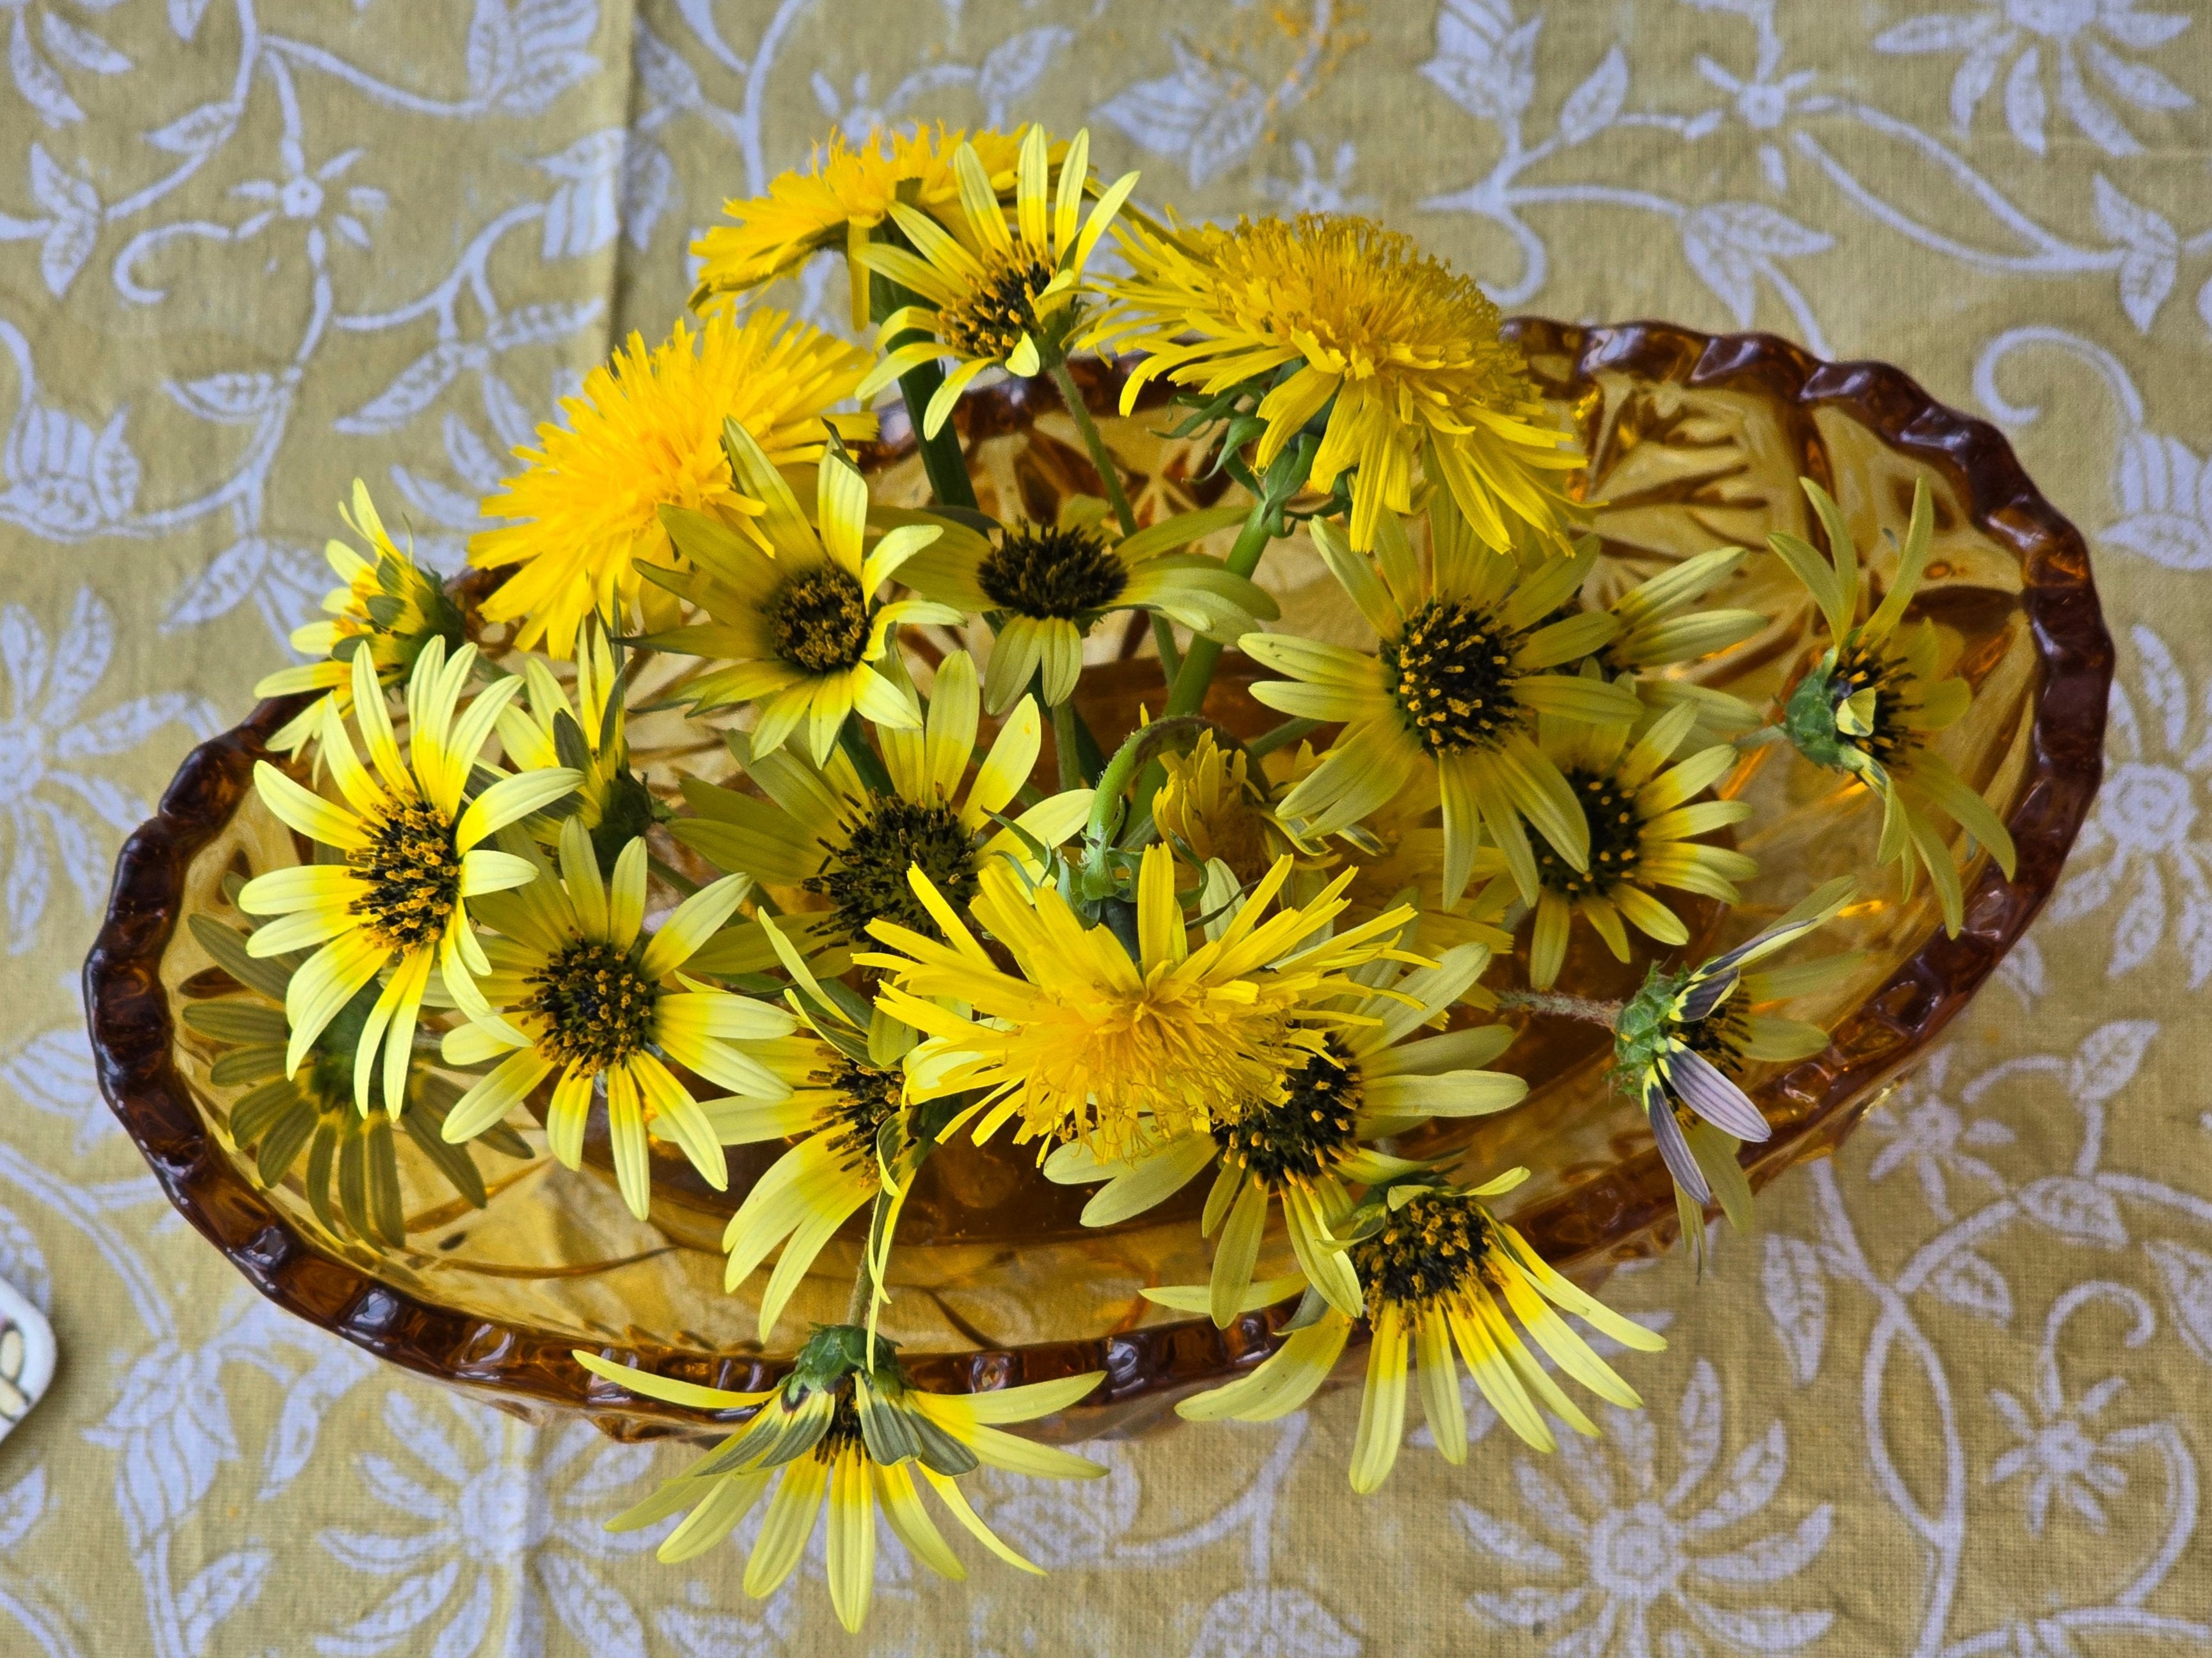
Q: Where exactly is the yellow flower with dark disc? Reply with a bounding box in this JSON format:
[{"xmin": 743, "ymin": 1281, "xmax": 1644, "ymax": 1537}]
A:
[
  {"xmin": 237, "ymin": 643, "xmax": 580, "ymax": 1116},
  {"xmin": 671, "ymin": 650, "xmax": 1091, "ymax": 975},
  {"xmin": 437, "ymin": 817, "xmax": 794, "ymax": 1221},
  {"xmin": 641, "ymin": 425, "xmax": 963, "ymax": 764},
  {"xmin": 493, "ymin": 623, "xmax": 661, "ymax": 868},
  {"xmin": 470, "ymin": 308, "xmax": 874, "ymax": 659},
  {"xmin": 852, "ymin": 125, "xmax": 1137, "ymax": 436},
  {"xmin": 1046, "ymin": 943, "xmax": 1522, "ymax": 1329},
  {"xmin": 1240, "ymin": 507, "xmax": 1639, "ymax": 909},
  {"xmin": 1179, "ymin": 1172, "xmax": 1664, "ymax": 1490},
  {"xmin": 691, "ymin": 125, "xmax": 1027, "ymax": 328},
  {"xmin": 1771, "ymin": 477, "xmax": 2017, "ymax": 935},
  {"xmin": 255, "ymin": 480, "xmax": 466, "ymax": 754},
  {"xmin": 578, "ymin": 1331, "xmax": 1104, "ymax": 1632},
  {"xmin": 1478, "ymin": 703, "xmax": 1757, "ymax": 991},
  {"xmin": 1087, "ymin": 212, "xmax": 1583, "ymax": 553}
]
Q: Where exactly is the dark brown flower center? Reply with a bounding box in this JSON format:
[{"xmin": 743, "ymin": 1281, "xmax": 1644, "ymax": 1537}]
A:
[
  {"xmin": 823, "ymin": 1057, "xmax": 903, "ymax": 1179},
  {"xmin": 938, "ymin": 248, "xmax": 1059, "ymax": 362},
  {"xmin": 1831, "ymin": 642, "xmax": 1921, "ymax": 769},
  {"xmin": 525, "ymin": 939, "xmax": 657, "ymax": 1069},
  {"xmin": 347, "ymin": 796, "xmax": 462, "ymax": 954},
  {"xmin": 1351, "ymin": 1190, "xmax": 1493, "ymax": 1318},
  {"xmin": 806, "ymin": 795, "xmax": 979, "ymax": 947},
  {"xmin": 771, "ymin": 565, "xmax": 871, "ymax": 673},
  {"xmin": 977, "ymin": 523, "xmax": 1128, "ymax": 619},
  {"xmin": 1533, "ymin": 768, "xmax": 1643, "ymax": 897},
  {"xmin": 1380, "ymin": 599, "xmax": 1521, "ymax": 755},
  {"xmin": 1210, "ymin": 1039, "xmax": 1362, "ymax": 1186}
]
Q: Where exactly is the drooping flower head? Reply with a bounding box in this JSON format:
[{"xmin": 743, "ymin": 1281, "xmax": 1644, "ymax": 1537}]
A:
[
  {"xmin": 670, "ymin": 650, "xmax": 1091, "ymax": 974},
  {"xmin": 860, "ymin": 848, "xmax": 1421, "ymax": 1160},
  {"xmin": 1088, "ymin": 212, "xmax": 1584, "ymax": 552},
  {"xmin": 1476, "ymin": 704, "xmax": 1757, "ymax": 991},
  {"xmin": 1179, "ymin": 1172, "xmax": 1664, "ymax": 1490},
  {"xmin": 437, "ymin": 817, "xmax": 793, "ymax": 1222},
  {"xmin": 578, "ymin": 1330, "xmax": 1105, "ymax": 1632},
  {"xmin": 691, "ymin": 125, "xmax": 1028, "ymax": 328},
  {"xmin": 1769, "ymin": 476, "xmax": 2018, "ymax": 934},
  {"xmin": 894, "ymin": 496, "xmax": 1268, "ymax": 712},
  {"xmin": 1612, "ymin": 876, "xmax": 1856, "ymax": 1245},
  {"xmin": 255, "ymin": 480, "xmax": 468, "ymax": 753},
  {"xmin": 1045, "ymin": 943, "xmax": 1524, "ymax": 1329},
  {"xmin": 493, "ymin": 622, "xmax": 660, "ymax": 872},
  {"xmin": 237, "ymin": 642, "xmax": 580, "ymax": 1116},
  {"xmin": 470, "ymin": 308, "xmax": 875, "ymax": 659},
  {"xmin": 852, "ymin": 125, "xmax": 1139, "ymax": 436},
  {"xmin": 1242, "ymin": 507, "xmax": 1640, "ymax": 908},
  {"xmin": 641, "ymin": 423, "xmax": 962, "ymax": 763},
  {"xmin": 180, "ymin": 910, "xmax": 524, "ymax": 1246}
]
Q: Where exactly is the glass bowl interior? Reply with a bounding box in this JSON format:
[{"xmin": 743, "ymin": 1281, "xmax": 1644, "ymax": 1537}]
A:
[{"xmin": 88, "ymin": 322, "xmax": 2109, "ymax": 1442}]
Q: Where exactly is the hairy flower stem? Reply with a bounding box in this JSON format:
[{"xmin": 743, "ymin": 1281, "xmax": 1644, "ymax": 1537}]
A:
[
  {"xmin": 1496, "ymin": 989, "xmax": 1626, "ymax": 1025},
  {"xmin": 1163, "ymin": 499, "xmax": 1272, "ymax": 720},
  {"xmin": 1044, "ymin": 351, "xmax": 1137, "ymax": 539}
]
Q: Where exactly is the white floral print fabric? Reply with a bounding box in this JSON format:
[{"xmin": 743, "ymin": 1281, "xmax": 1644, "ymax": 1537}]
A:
[{"xmin": 0, "ymin": 1, "xmax": 2206, "ymax": 1651}]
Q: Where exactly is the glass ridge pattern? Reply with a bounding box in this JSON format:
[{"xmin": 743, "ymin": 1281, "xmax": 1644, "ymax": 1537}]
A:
[{"xmin": 83, "ymin": 324, "xmax": 2112, "ymax": 1443}]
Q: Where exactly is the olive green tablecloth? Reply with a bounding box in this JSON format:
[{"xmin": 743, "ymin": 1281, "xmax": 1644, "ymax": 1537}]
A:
[{"xmin": 4, "ymin": 3, "xmax": 2209, "ymax": 1652}]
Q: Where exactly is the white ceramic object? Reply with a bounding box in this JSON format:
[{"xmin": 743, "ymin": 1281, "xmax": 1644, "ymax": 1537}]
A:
[{"xmin": 0, "ymin": 1277, "xmax": 54, "ymax": 1442}]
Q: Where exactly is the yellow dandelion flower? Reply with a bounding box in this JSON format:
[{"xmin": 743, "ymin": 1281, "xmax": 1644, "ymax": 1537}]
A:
[
  {"xmin": 237, "ymin": 643, "xmax": 581, "ymax": 1116},
  {"xmin": 851, "ymin": 125, "xmax": 1139, "ymax": 437},
  {"xmin": 578, "ymin": 1334, "xmax": 1104, "ymax": 1633},
  {"xmin": 1087, "ymin": 212, "xmax": 1584, "ymax": 553},
  {"xmin": 436, "ymin": 817, "xmax": 793, "ymax": 1222},
  {"xmin": 253, "ymin": 480, "xmax": 466, "ymax": 754},
  {"xmin": 691, "ymin": 125, "xmax": 1028, "ymax": 329},
  {"xmin": 671, "ymin": 650, "xmax": 1091, "ymax": 974},
  {"xmin": 1478, "ymin": 703, "xmax": 1757, "ymax": 991},
  {"xmin": 468, "ymin": 308, "xmax": 876, "ymax": 659},
  {"xmin": 1180, "ymin": 1173, "xmax": 1664, "ymax": 1489},
  {"xmin": 642, "ymin": 424, "xmax": 963, "ymax": 764},
  {"xmin": 1240, "ymin": 508, "xmax": 1640, "ymax": 909},
  {"xmin": 1770, "ymin": 478, "xmax": 2018, "ymax": 935},
  {"xmin": 1151, "ymin": 729, "xmax": 1320, "ymax": 880},
  {"xmin": 492, "ymin": 622, "xmax": 660, "ymax": 864},
  {"xmin": 1045, "ymin": 944, "xmax": 1522, "ymax": 1329},
  {"xmin": 894, "ymin": 496, "xmax": 1268, "ymax": 712},
  {"xmin": 857, "ymin": 848, "xmax": 1419, "ymax": 1160}
]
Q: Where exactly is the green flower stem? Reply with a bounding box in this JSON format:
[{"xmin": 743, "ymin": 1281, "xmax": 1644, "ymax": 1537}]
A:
[
  {"xmin": 1162, "ymin": 498, "xmax": 1272, "ymax": 719},
  {"xmin": 1149, "ymin": 613, "xmax": 1182, "ymax": 683},
  {"xmin": 869, "ymin": 267, "xmax": 977, "ymax": 512},
  {"xmin": 836, "ymin": 718, "xmax": 897, "ymax": 796},
  {"xmin": 1043, "ymin": 350, "xmax": 1138, "ymax": 538},
  {"xmin": 1052, "ymin": 700, "xmax": 1084, "ymax": 792},
  {"xmin": 646, "ymin": 853, "xmax": 701, "ymax": 899},
  {"xmin": 1244, "ymin": 716, "xmax": 1319, "ymax": 760}
]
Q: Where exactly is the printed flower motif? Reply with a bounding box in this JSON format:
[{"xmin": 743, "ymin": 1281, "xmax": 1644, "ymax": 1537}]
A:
[
  {"xmin": 316, "ymin": 1390, "xmax": 664, "ymax": 1658},
  {"xmin": 861, "ymin": 848, "xmax": 1419, "ymax": 1160},
  {"xmin": 853, "ymin": 125, "xmax": 1137, "ymax": 436},
  {"xmin": 1988, "ymin": 1374, "xmax": 2133, "ymax": 1535},
  {"xmin": 1458, "ymin": 1359, "xmax": 1835, "ymax": 1655},
  {"xmin": 1257, "ymin": 139, "xmax": 1373, "ymax": 214},
  {"xmin": 229, "ymin": 138, "xmax": 388, "ymax": 264},
  {"xmin": 1477, "ymin": 704, "xmax": 1756, "ymax": 991},
  {"xmin": 439, "ymin": 817, "xmax": 789, "ymax": 1222},
  {"xmin": 1873, "ymin": 0, "xmax": 2192, "ymax": 158},
  {"xmin": 470, "ymin": 308, "xmax": 876, "ymax": 659},
  {"xmin": 1044, "ymin": 945, "xmax": 1523, "ymax": 1328},
  {"xmin": 895, "ymin": 497, "xmax": 1268, "ymax": 713},
  {"xmin": 671, "ymin": 650, "xmax": 1090, "ymax": 971},
  {"xmin": 1180, "ymin": 1174, "xmax": 1664, "ymax": 1489},
  {"xmin": 578, "ymin": 1330, "xmax": 1105, "ymax": 1632},
  {"xmin": 1771, "ymin": 477, "xmax": 2016, "ymax": 935},
  {"xmin": 642, "ymin": 429, "xmax": 961, "ymax": 762},
  {"xmin": 2047, "ymin": 624, "xmax": 2212, "ymax": 985},
  {"xmin": 1242, "ymin": 512, "xmax": 1639, "ymax": 908},
  {"xmin": 253, "ymin": 480, "xmax": 467, "ymax": 755},
  {"xmin": 691, "ymin": 125, "xmax": 1028, "ymax": 328},
  {"xmin": 1, "ymin": 585, "xmax": 215, "ymax": 953},
  {"xmin": 1863, "ymin": 1048, "xmax": 2017, "ymax": 1222},
  {"xmin": 237, "ymin": 643, "xmax": 580, "ymax": 1115},
  {"xmin": 1089, "ymin": 212, "xmax": 1584, "ymax": 552}
]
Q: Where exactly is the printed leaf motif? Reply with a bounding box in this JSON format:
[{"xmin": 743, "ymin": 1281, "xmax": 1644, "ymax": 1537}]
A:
[
  {"xmin": 1423, "ymin": 0, "xmax": 1540, "ymax": 123},
  {"xmin": 10, "ymin": 13, "xmax": 83, "ymax": 126},
  {"xmin": 979, "ymin": 27, "xmax": 1073, "ymax": 123},
  {"xmin": 145, "ymin": 100, "xmax": 242, "ymax": 157},
  {"xmin": 1762, "ymin": 1233, "xmax": 1827, "ymax": 1386},
  {"xmin": 2145, "ymin": 1240, "xmax": 2212, "ymax": 1366},
  {"xmin": 1928, "ymin": 1251, "xmax": 2014, "ymax": 1324},
  {"xmin": 28, "ymin": 143, "xmax": 99, "ymax": 297},
  {"xmin": 535, "ymin": 129, "xmax": 626, "ymax": 259},
  {"xmin": 535, "ymin": 1554, "xmax": 647, "ymax": 1658},
  {"xmin": 0, "ymin": 1467, "xmax": 44, "ymax": 1552},
  {"xmin": 2017, "ymin": 1176, "xmax": 2127, "ymax": 1249},
  {"xmin": 162, "ymin": 539, "xmax": 270, "ymax": 631},
  {"xmin": 1558, "ymin": 45, "xmax": 1627, "ymax": 144},
  {"xmin": 2068, "ymin": 1020, "xmax": 2158, "ymax": 1101},
  {"xmin": 336, "ymin": 343, "xmax": 475, "ymax": 435},
  {"xmin": 1681, "ymin": 203, "xmax": 1830, "ymax": 328},
  {"xmin": 166, "ymin": 372, "xmax": 285, "ymax": 425},
  {"xmin": 1190, "ymin": 1586, "xmax": 1359, "ymax": 1658},
  {"xmin": 631, "ymin": 18, "xmax": 701, "ymax": 110},
  {"xmin": 1097, "ymin": 40, "xmax": 1267, "ymax": 186},
  {"xmin": 179, "ymin": 1550, "xmax": 272, "ymax": 1658},
  {"xmin": 2091, "ymin": 175, "xmax": 2177, "ymax": 332},
  {"xmin": 170, "ymin": 0, "xmax": 214, "ymax": 42}
]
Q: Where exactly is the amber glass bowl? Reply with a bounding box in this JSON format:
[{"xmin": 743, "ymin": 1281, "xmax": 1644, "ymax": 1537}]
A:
[{"xmin": 85, "ymin": 323, "xmax": 2110, "ymax": 1444}]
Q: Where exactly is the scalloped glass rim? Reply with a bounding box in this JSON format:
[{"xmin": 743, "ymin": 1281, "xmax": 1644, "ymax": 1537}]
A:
[{"xmin": 83, "ymin": 321, "xmax": 2112, "ymax": 1444}]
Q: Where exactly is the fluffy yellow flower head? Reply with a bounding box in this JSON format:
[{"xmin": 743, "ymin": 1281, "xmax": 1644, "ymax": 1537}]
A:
[
  {"xmin": 1089, "ymin": 213, "xmax": 1584, "ymax": 552},
  {"xmin": 860, "ymin": 848, "xmax": 1418, "ymax": 1160},
  {"xmin": 468, "ymin": 308, "xmax": 874, "ymax": 659},
  {"xmin": 692, "ymin": 125, "xmax": 1027, "ymax": 327}
]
